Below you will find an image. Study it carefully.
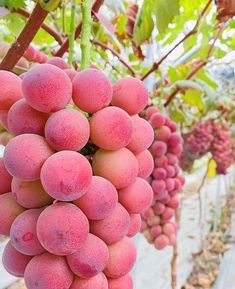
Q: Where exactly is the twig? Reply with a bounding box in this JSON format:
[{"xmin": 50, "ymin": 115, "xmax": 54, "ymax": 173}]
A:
[
  {"xmin": 0, "ymin": 3, "xmax": 49, "ymax": 71},
  {"xmin": 164, "ymin": 24, "xmax": 225, "ymax": 107},
  {"xmin": 14, "ymin": 8, "xmax": 63, "ymax": 44},
  {"xmin": 92, "ymin": 40, "xmax": 136, "ymax": 76},
  {"xmin": 141, "ymin": 0, "xmax": 213, "ymax": 81},
  {"xmin": 55, "ymin": 0, "xmax": 104, "ymax": 57},
  {"xmin": 68, "ymin": 0, "xmax": 76, "ymax": 66}
]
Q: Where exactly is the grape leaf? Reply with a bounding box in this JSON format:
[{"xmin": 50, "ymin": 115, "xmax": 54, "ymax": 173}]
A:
[
  {"xmin": 0, "ymin": 0, "xmax": 26, "ymax": 9},
  {"xmin": 182, "ymin": 89, "xmax": 204, "ymax": 110}
]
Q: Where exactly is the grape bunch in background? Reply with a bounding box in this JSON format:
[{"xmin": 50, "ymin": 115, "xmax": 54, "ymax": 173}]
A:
[
  {"xmin": 0, "ymin": 59, "xmax": 155, "ymax": 289},
  {"xmin": 180, "ymin": 120, "xmax": 234, "ymax": 174},
  {"xmin": 140, "ymin": 106, "xmax": 185, "ymax": 250}
]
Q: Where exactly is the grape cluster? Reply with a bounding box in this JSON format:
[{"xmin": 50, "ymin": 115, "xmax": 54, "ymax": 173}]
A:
[
  {"xmin": 181, "ymin": 120, "xmax": 234, "ymax": 174},
  {"xmin": 0, "ymin": 62, "xmax": 155, "ymax": 289},
  {"xmin": 140, "ymin": 107, "xmax": 185, "ymax": 250}
]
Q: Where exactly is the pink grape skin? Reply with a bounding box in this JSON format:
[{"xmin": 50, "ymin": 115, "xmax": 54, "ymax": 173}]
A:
[
  {"xmin": 104, "ymin": 237, "xmax": 137, "ymax": 278},
  {"xmin": 22, "ymin": 64, "xmax": 72, "ymax": 113},
  {"xmin": 64, "ymin": 69, "xmax": 78, "ymax": 81},
  {"xmin": 118, "ymin": 178, "xmax": 153, "ymax": 214},
  {"xmin": 72, "ymin": 68, "xmax": 112, "ymax": 113},
  {"xmin": 155, "ymin": 155, "xmax": 168, "ymax": 167},
  {"xmin": 47, "ymin": 57, "xmax": 69, "ymax": 69},
  {"xmin": 150, "ymin": 225, "xmax": 162, "ymax": 238},
  {"xmin": 145, "ymin": 106, "xmax": 159, "ymax": 119},
  {"xmin": 165, "ymin": 165, "xmax": 176, "ymax": 178},
  {"xmin": 24, "ymin": 45, "xmax": 37, "ymax": 61},
  {"xmin": 154, "ymin": 235, "xmax": 170, "ymax": 250},
  {"xmin": 7, "ymin": 99, "xmax": 48, "ymax": 136},
  {"xmin": 0, "ymin": 192, "xmax": 25, "ymax": 235},
  {"xmin": 150, "ymin": 113, "xmax": 165, "ymax": 128},
  {"xmin": 112, "ymin": 76, "xmax": 148, "ymax": 115},
  {"xmin": 153, "ymin": 203, "xmax": 165, "ymax": 215},
  {"xmin": 74, "ymin": 176, "xmax": 118, "ymax": 220},
  {"xmin": 167, "ymin": 196, "xmax": 180, "ymax": 209},
  {"xmin": 3, "ymin": 134, "xmax": 54, "ymax": 181},
  {"xmin": 169, "ymin": 144, "xmax": 183, "ymax": 156},
  {"xmin": 11, "ymin": 178, "xmax": 53, "ymax": 209},
  {"xmin": 24, "ymin": 252, "xmax": 73, "ymax": 289},
  {"xmin": 90, "ymin": 107, "xmax": 132, "ymax": 150},
  {"xmin": 165, "ymin": 178, "xmax": 175, "ymax": 191},
  {"xmin": 2, "ymin": 241, "xmax": 31, "ymax": 277},
  {"xmin": 40, "ymin": 151, "xmax": 92, "ymax": 201},
  {"xmin": 163, "ymin": 223, "xmax": 176, "ymax": 237},
  {"xmin": 167, "ymin": 153, "xmax": 178, "ymax": 165},
  {"xmin": 151, "ymin": 180, "xmax": 166, "ymax": 195},
  {"xmin": 37, "ymin": 202, "xmax": 89, "ymax": 256},
  {"xmin": 168, "ymin": 133, "xmax": 181, "ymax": 146},
  {"xmin": 92, "ymin": 148, "xmax": 138, "ymax": 189},
  {"xmin": 10, "ymin": 208, "xmax": 45, "ymax": 256},
  {"xmin": 151, "ymin": 141, "xmax": 167, "ymax": 157},
  {"xmin": 67, "ymin": 234, "xmax": 109, "ymax": 278},
  {"xmin": 0, "ymin": 158, "xmax": 12, "ymax": 195},
  {"xmin": 108, "ymin": 274, "xmax": 133, "ymax": 289},
  {"xmin": 153, "ymin": 168, "xmax": 167, "ymax": 180},
  {"xmin": 136, "ymin": 149, "xmax": 154, "ymax": 179},
  {"xmin": 70, "ymin": 273, "xmax": 108, "ymax": 289},
  {"xmin": 155, "ymin": 126, "xmax": 171, "ymax": 142},
  {"xmin": 90, "ymin": 203, "xmax": 130, "ymax": 245},
  {"xmin": 45, "ymin": 109, "xmax": 90, "ymax": 151},
  {"xmin": 127, "ymin": 115, "xmax": 154, "ymax": 154},
  {"xmin": 127, "ymin": 214, "xmax": 142, "ymax": 237},
  {"xmin": 142, "ymin": 208, "xmax": 155, "ymax": 220},
  {"xmin": 147, "ymin": 216, "xmax": 160, "ymax": 226},
  {"xmin": 0, "ymin": 71, "xmax": 23, "ymax": 110},
  {"xmin": 161, "ymin": 207, "xmax": 175, "ymax": 220}
]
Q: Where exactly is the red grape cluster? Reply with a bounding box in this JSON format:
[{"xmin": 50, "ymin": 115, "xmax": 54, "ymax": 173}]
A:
[
  {"xmin": 140, "ymin": 107, "xmax": 185, "ymax": 250},
  {"xmin": 181, "ymin": 120, "xmax": 234, "ymax": 174},
  {"xmin": 0, "ymin": 62, "xmax": 155, "ymax": 289}
]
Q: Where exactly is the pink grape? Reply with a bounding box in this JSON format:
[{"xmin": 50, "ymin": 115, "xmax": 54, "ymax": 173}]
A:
[
  {"xmin": 47, "ymin": 57, "xmax": 69, "ymax": 69},
  {"xmin": 127, "ymin": 214, "xmax": 142, "ymax": 237},
  {"xmin": 72, "ymin": 68, "xmax": 112, "ymax": 113},
  {"xmin": 136, "ymin": 149, "xmax": 154, "ymax": 179},
  {"xmin": 151, "ymin": 141, "xmax": 167, "ymax": 157},
  {"xmin": 155, "ymin": 126, "xmax": 171, "ymax": 141},
  {"xmin": 107, "ymin": 274, "xmax": 133, "ymax": 289},
  {"xmin": 153, "ymin": 168, "xmax": 167, "ymax": 180},
  {"xmin": 145, "ymin": 106, "xmax": 159, "ymax": 119},
  {"xmin": 64, "ymin": 69, "xmax": 78, "ymax": 80},
  {"xmin": 150, "ymin": 113, "xmax": 165, "ymax": 128},
  {"xmin": 40, "ymin": 151, "xmax": 92, "ymax": 201},
  {"xmin": 37, "ymin": 202, "xmax": 89, "ymax": 255},
  {"xmin": 154, "ymin": 235, "xmax": 170, "ymax": 250},
  {"xmin": 150, "ymin": 225, "xmax": 162, "ymax": 238},
  {"xmin": 70, "ymin": 273, "xmax": 108, "ymax": 289},
  {"xmin": 112, "ymin": 76, "xmax": 148, "ymax": 115}
]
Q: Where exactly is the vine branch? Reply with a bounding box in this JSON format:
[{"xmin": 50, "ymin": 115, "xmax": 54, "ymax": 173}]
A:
[
  {"xmin": 68, "ymin": 0, "xmax": 76, "ymax": 66},
  {"xmin": 141, "ymin": 0, "xmax": 213, "ymax": 81},
  {"xmin": 0, "ymin": 3, "xmax": 49, "ymax": 71},
  {"xmin": 13, "ymin": 8, "xmax": 63, "ymax": 44},
  {"xmin": 55, "ymin": 0, "xmax": 104, "ymax": 57},
  {"xmin": 164, "ymin": 23, "xmax": 225, "ymax": 107},
  {"xmin": 81, "ymin": 0, "xmax": 92, "ymax": 69},
  {"xmin": 92, "ymin": 40, "xmax": 136, "ymax": 76}
]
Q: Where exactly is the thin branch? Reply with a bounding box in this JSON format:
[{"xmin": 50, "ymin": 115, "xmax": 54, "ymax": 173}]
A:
[
  {"xmin": 92, "ymin": 40, "xmax": 136, "ymax": 76},
  {"xmin": 55, "ymin": 0, "xmax": 104, "ymax": 57},
  {"xmin": 68, "ymin": 0, "xmax": 76, "ymax": 66},
  {"xmin": 13, "ymin": 8, "xmax": 63, "ymax": 44},
  {"xmin": 141, "ymin": 0, "xmax": 213, "ymax": 81},
  {"xmin": 164, "ymin": 24, "xmax": 225, "ymax": 107},
  {"xmin": 0, "ymin": 3, "xmax": 48, "ymax": 71}
]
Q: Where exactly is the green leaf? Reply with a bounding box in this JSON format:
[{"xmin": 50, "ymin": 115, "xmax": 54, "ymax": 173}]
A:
[
  {"xmin": 116, "ymin": 14, "xmax": 127, "ymax": 36},
  {"xmin": 169, "ymin": 108, "xmax": 186, "ymax": 122},
  {"xmin": 4, "ymin": 13, "xmax": 25, "ymax": 35},
  {"xmin": 154, "ymin": 0, "xmax": 180, "ymax": 34},
  {"xmin": 168, "ymin": 65, "xmax": 189, "ymax": 82},
  {"xmin": 182, "ymin": 89, "xmax": 204, "ymax": 110},
  {"xmin": 0, "ymin": 0, "xmax": 26, "ymax": 9},
  {"xmin": 197, "ymin": 70, "xmax": 218, "ymax": 89},
  {"xmin": 133, "ymin": 0, "xmax": 154, "ymax": 46}
]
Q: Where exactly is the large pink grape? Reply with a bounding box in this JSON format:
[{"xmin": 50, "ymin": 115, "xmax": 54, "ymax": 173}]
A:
[
  {"xmin": 112, "ymin": 77, "xmax": 148, "ymax": 115},
  {"xmin": 127, "ymin": 115, "xmax": 154, "ymax": 154},
  {"xmin": 11, "ymin": 178, "xmax": 53, "ymax": 209},
  {"xmin": 90, "ymin": 106, "xmax": 132, "ymax": 150},
  {"xmin": 2, "ymin": 241, "xmax": 31, "ymax": 277},
  {"xmin": 72, "ymin": 68, "xmax": 112, "ymax": 113},
  {"xmin": 10, "ymin": 208, "xmax": 45, "ymax": 256},
  {"xmin": 45, "ymin": 108, "xmax": 90, "ymax": 151},
  {"xmin": 70, "ymin": 273, "xmax": 108, "ymax": 289},
  {"xmin": 74, "ymin": 176, "xmax": 118, "ymax": 220},
  {"xmin": 0, "ymin": 70, "xmax": 23, "ymax": 110},
  {"xmin": 67, "ymin": 233, "xmax": 109, "ymax": 278},
  {"xmin": 0, "ymin": 158, "xmax": 12, "ymax": 195},
  {"xmin": 40, "ymin": 151, "xmax": 92, "ymax": 201},
  {"xmin": 37, "ymin": 202, "xmax": 89, "ymax": 255},
  {"xmin": 118, "ymin": 178, "xmax": 153, "ymax": 214},
  {"xmin": 90, "ymin": 203, "xmax": 130, "ymax": 244},
  {"xmin": 7, "ymin": 99, "xmax": 48, "ymax": 136},
  {"xmin": 24, "ymin": 252, "xmax": 73, "ymax": 289},
  {"xmin": 3, "ymin": 134, "xmax": 54, "ymax": 180},
  {"xmin": 22, "ymin": 64, "xmax": 72, "ymax": 113},
  {"xmin": 136, "ymin": 149, "xmax": 154, "ymax": 179},
  {"xmin": 0, "ymin": 192, "xmax": 25, "ymax": 235},
  {"xmin": 104, "ymin": 237, "xmax": 137, "ymax": 278},
  {"xmin": 47, "ymin": 57, "xmax": 69, "ymax": 69},
  {"xmin": 92, "ymin": 148, "xmax": 138, "ymax": 189},
  {"xmin": 107, "ymin": 274, "xmax": 133, "ymax": 289},
  {"xmin": 127, "ymin": 214, "xmax": 142, "ymax": 237}
]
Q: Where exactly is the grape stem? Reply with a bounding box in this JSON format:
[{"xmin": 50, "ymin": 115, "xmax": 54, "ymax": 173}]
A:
[
  {"xmin": 0, "ymin": 2, "xmax": 49, "ymax": 71},
  {"xmin": 68, "ymin": 0, "xmax": 77, "ymax": 66},
  {"xmin": 80, "ymin": 0, "xmax": 92, "ymax": 70}
]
